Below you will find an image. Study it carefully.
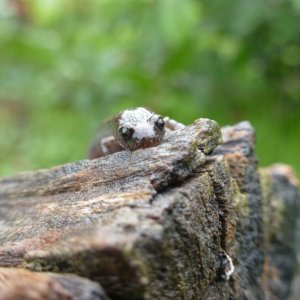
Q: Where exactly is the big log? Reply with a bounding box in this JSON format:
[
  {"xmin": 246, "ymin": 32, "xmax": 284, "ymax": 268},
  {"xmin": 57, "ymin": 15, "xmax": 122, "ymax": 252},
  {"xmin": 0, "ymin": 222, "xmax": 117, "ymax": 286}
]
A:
[{"xmin": 0, "ymin": 119, "xmax": 298, "ymax": 300}]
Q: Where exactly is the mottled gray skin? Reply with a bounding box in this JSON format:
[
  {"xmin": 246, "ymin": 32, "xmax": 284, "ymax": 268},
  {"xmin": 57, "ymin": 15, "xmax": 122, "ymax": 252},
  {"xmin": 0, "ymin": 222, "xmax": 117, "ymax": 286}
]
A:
[{"xmin": 88, "ymin": 107, "xmax": 185, "ymax": 159}]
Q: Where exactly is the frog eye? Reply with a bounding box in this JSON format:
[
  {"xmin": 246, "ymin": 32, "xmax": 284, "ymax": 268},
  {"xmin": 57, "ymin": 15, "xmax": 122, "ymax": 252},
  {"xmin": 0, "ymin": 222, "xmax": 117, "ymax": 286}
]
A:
[
  {"xmin": 119, "ymin": 127, "xmax": 134, "ymax": 141},
  {"xmin": 155, "ymin": 117, "xmax": 165, "ymax": 131}
]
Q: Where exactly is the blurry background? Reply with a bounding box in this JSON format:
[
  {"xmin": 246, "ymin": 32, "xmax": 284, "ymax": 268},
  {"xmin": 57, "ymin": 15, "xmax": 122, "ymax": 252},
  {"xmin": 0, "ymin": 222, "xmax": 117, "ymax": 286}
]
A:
[{"xmin": 0, "ymin": 0, "xmax": 300, "ymax": 177}]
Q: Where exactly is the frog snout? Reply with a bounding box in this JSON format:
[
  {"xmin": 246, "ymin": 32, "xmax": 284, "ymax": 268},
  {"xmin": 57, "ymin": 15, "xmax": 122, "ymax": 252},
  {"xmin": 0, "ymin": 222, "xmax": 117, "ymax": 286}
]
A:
[{"xmin": 132, "ymin": 125, "xmax": 156, "ymax": 140}]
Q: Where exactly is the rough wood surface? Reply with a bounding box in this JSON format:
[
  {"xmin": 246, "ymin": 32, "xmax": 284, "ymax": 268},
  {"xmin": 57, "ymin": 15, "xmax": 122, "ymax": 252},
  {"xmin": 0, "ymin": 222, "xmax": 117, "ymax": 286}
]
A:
[
  {"xmin": 0, "ymin": 118, "xmax": 298, "ymax": 300},
  {"xmin": 0, "ymin": 268, "xmax": 109, "ymax": 300}
]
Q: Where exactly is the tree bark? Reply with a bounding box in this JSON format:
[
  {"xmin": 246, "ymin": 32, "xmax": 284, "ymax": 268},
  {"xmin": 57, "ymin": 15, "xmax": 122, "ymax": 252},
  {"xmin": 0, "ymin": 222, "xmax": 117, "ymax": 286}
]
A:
[{"xmin": 0, "ymin": 119, "xmax": 298, "ymax": 300}]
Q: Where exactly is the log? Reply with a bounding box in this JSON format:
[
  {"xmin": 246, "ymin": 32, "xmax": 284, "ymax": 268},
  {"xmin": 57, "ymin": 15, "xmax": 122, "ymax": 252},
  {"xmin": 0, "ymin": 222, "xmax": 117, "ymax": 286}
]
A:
[
  {"xmin": 0, "ymin": 118, "xmax": 298, "ymax": 300},
  {"xmin": 0, "ymin": 268, "xmax": 109, "ymax": 300}
]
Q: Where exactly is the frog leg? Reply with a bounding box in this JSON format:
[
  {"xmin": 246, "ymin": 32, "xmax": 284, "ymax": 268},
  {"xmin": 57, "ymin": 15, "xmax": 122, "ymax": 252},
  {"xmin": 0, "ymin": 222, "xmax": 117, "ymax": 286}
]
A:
[
  {"xmin": 164, "ymin": 117, "xmax": 185, "ymax": 131},
  {"xmin": 87, "ymin": 135, "xmax": 124, "ymax": 159}
]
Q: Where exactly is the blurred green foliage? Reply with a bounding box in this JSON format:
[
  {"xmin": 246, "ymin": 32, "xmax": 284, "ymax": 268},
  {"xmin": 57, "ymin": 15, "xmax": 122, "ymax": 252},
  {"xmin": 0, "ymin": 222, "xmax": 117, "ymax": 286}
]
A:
[{"xmin": 0, "ymin": 0, "xmax": 300, "ymax": 176}]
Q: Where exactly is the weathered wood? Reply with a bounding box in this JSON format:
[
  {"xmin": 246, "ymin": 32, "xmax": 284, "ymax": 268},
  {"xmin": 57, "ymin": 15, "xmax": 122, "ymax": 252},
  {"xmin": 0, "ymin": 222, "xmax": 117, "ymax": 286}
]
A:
[
  {"xmin": 0, "ymin": 267, "xmax": 109, "ymax": 300},
  {"xmin": 0, "ymin": 118, "xmax": 298, "ymax": 300},
  {"xmin": 215, "ymin": 121, "xmax": 265, "ymax": 300},
  {"xmin": 260, "ymin": 164, "xmax": 299, "ymax": 300}
]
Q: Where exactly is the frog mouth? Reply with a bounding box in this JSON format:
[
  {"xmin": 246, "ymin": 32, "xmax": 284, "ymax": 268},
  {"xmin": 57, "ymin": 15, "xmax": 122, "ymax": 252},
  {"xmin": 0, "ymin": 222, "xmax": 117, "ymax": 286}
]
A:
[
  {"xmin": 140, "ymin": 137, "xmax": 162, "ymax": 149},
  {"xmin": 128, "ymin": 137, "xmax": 163, "ymax": 151}
]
